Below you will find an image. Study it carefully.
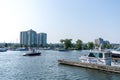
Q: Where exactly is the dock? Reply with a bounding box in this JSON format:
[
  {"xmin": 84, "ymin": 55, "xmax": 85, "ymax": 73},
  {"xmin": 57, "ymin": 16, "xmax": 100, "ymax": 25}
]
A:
[{"xmin": 58, "ymin": 59, "xmax": 120, "ymax": 73}]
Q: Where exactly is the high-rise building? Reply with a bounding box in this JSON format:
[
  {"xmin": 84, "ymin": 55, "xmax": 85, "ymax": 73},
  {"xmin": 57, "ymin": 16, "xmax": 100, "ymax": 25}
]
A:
[
  {"xmin": 20, "ymin": 29, "xmax": 47, "ymax": 47},
  {"xmin": 27, "ymin": 29, "xmax": 37, "ymax": 46},
  {"xmin": 94, "ymin": 38, "xmax": 104, "ymax": 45},
  {"xmin": 20, "ymin": 29, "xmax": 37, "ymax": 47},
  {"xmin": 37, "ymin": 33, "xmax": 47, "ymax": 47},
  {"xmin": 20, "ymin": 31, "xmax": 28, "ymax": 46},
  {"xmin": 94, "ymin": 38, "xmax": 110, "ymax": 45},
  {"xmin": 104, "ymin": 40, "xmax": 110, "ymax": 45}
]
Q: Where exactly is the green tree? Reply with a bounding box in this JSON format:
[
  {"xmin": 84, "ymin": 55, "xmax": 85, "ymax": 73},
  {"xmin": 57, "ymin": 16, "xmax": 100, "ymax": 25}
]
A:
[
  {"xmin": 60, "ymin": 39, "xmax": 64, "ymax": 44},
  {"xmin": 103, "ymin": 44, "xmax": 112, "ymax": 49},
  {"xmin": 82, "ymin": 44, "xmax": 88, "ymax": 50},
  {"xmin": 87, "ymin": 42, "xmax": 94, "ymax": 49},
  {"xmin": 60, "ymin": 39, "xmax": 72, "ymax": 49},
  {"xmin": 75, "ymin": 39, "xmax": 83, "ymax": 50}
]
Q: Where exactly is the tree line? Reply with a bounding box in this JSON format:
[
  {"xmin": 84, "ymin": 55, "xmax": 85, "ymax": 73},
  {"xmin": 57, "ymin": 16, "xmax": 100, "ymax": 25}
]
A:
[
  {"xmin": 60, "ymin": 39, "xmax": 112, "ymax": 50},
  {"xmin": 2, "ymin": 39, "xmax": 112, "ymax": 50}
]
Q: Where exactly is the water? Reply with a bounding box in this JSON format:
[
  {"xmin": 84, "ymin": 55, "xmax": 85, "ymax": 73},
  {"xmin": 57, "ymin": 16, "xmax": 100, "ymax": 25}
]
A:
[{"xmin": 0, "ymin": 50, "xmax": 120, "ymax": 80}]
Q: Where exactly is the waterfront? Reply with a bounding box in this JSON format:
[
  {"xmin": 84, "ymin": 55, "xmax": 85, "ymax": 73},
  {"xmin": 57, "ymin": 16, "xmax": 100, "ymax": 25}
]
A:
[{"xmin": 0, "ymin": 50, "xmax": 120, "ymax": 80}]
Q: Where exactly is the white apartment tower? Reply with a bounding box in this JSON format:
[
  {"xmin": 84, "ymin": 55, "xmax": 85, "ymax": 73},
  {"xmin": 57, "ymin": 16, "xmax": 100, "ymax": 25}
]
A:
[
  {"xmin": 20, "ymin": 29, "xmax": 47, "ymax": 47},
  {"xmin": 20, "ymin": 29, "xmax": 37, "ymax": 47},
  {"xmin": 37, "ymin": 33, "xmax": 47, "ymax": 47}
]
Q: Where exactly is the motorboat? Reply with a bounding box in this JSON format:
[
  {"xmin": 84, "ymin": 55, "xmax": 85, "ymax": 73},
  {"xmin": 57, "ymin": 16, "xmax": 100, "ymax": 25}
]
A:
[
  {"xmin": 23, "ymin": 52, "xmax": 41, "ymax": 56},
  {"xmin": 111, "ymin": 48, "xmax": 120, "ymax": 58},
  {"xmin": 15, "ymin": 47, "xmax": 28, "ymax": 51},
  {"xmin": 58, "ymin": 49, "xmax": 67, "ymax": 51},
  {"xmin": 79, "ymin": 50, "xmax": 120, "ymax": 67},
  {"xmin": 22, "ymin": 49, "xmax": 41, "ymax": 56},
  {"xmin": 0, "ymin": 48, "xmax": 7, "ymax": 52},
  {"xmin": 79, "ymin": 50, "xmax": 112, "ymax": 66}
]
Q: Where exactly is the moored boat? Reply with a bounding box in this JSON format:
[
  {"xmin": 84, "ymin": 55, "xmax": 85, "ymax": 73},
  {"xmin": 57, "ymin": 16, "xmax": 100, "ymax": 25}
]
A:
[
  {"xmin": 79, "ymin": 50, "xmax": 120, "ymax": 67},
  {"xmin": 16, "ymin": 47, "xmax": 28, "ymax": 51},
  {"xmin": 79, "ymin": 50, "xmax": 112, "ymax": 66},
  {"xmin": 111, "ymin": 48, "xmax": 120, "ymax": 58},
  {"xmin": 0, "ymin": 48, "xmax": 7, "ymax": 52}
]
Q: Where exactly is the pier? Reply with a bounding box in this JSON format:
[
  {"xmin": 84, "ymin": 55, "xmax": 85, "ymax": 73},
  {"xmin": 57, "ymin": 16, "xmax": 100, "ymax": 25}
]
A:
[{"xmin": 58, "ymin": 60, "xmax": 120, "ymax": 73}]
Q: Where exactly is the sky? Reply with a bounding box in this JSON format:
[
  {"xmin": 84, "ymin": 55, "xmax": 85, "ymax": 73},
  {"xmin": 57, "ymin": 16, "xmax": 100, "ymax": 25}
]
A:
[{"xmin": 0, "ymin": 0, "xmax": 120, "ymax": 43}]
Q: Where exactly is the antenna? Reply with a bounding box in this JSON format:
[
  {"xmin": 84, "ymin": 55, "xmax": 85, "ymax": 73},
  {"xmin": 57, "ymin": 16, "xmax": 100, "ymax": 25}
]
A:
[{"xmin": 99, "ymin": 44, "xmax": 102, "ymax": 51}]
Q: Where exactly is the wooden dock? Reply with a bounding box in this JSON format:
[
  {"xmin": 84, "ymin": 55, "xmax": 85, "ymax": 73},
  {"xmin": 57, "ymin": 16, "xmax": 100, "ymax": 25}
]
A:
[{"xmin": 58, "ymin": 60, "xmax": 120, "ymax": 73}]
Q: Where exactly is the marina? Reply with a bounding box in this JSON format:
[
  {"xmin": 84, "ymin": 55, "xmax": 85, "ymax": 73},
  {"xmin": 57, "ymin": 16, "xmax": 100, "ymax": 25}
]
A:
[
  {"xmin": 0, "ymin": 0, "xmax": 119, "ymax": 80},
  {"xmin": 0, "ymin": 50, "xmax": 120, "ymax": 80}
]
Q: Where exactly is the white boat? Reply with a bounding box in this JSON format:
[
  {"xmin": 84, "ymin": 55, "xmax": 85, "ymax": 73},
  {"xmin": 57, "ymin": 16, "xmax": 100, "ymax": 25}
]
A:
[
  {"xmin": 79, "ymin": 50, "xmax": 120, "ymax": 67},
  {"xmin": 22, "ymin": 48, "xmax": 41, "ymax": 56},
  {"xmin": 0, "ymin": 48, "xmax": 7, "ymax": 52},
  {"xmin": 111, "ymin": 48, "xmax": 120, "ymax": 58},
  {"xmin": 15, "ymin": 47, "xmax": 28, "ymax": 51}
]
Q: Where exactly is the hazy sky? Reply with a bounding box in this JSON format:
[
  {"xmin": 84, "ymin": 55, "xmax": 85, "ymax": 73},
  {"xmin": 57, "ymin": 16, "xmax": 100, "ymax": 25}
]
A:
[{"xmin": 0, "ymin": 0, "xmax": 120, "ymax": 43}]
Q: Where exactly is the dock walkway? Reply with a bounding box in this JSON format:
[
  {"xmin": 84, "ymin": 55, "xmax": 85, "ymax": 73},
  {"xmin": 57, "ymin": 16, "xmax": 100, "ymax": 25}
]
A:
[{"xmin": 58, "ymin": 60, "xmax": 120, "ymax": 73}]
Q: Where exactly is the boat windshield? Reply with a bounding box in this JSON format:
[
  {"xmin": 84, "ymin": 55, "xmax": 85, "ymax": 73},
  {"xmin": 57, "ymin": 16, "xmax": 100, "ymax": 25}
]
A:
[
  {"xmin": 88, "ymin": 52, "xmax": 103, "ymax": 58},
  {"xmin": 116, "ymin": 48, "xmax": 120, "ymax": 51}
]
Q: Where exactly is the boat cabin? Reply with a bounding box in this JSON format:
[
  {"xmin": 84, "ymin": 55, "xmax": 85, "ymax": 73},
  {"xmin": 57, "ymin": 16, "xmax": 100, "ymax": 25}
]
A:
[
  {"xmin": 88, "ymin": 51, "xmax": 112, "ymax": 65},
  {"xmin": 88, "ymin": 51, "xmax": 111, "ymax": 59},
  {"xmin": 80, "ymin": 50, "xmax": 112, "ymax": 66}
]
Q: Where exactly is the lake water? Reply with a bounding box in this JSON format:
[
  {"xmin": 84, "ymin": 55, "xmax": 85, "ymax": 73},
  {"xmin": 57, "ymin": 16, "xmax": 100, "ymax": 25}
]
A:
[{"xmin": 0, "ymin": 50, "xmax": 120, "ymax": 80}]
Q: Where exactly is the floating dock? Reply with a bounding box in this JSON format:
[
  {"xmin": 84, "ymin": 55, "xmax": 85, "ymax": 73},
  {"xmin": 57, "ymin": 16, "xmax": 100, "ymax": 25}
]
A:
[{"xmin": 58, "ymin": 60, "xmax": 120, "ymax": 73}]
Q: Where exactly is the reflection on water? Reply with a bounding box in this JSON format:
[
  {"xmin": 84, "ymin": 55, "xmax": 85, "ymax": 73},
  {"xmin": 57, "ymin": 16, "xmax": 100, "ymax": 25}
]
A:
[{"xmin": 0, "ymin": 50, "xmax": 120, "ymax": 80}]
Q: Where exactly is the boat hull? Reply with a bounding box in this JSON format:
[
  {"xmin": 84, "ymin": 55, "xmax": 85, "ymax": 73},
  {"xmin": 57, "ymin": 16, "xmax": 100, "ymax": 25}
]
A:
[
  {"xmin": 23, "ymin": 52, "xmax": 41, "ymax": 56},
  {"xmin": 111, "ymin": 50, "xmax": 120, "ymax": 58},
  {"xmin": 112, "ymin": 54, "xmax": 120, "ymax": 58}
]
